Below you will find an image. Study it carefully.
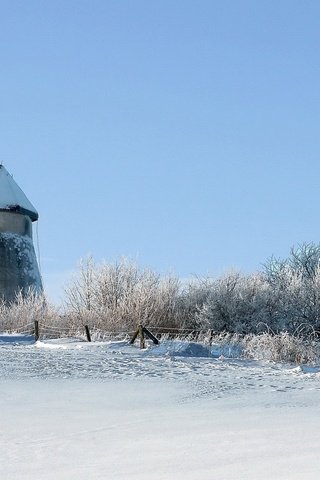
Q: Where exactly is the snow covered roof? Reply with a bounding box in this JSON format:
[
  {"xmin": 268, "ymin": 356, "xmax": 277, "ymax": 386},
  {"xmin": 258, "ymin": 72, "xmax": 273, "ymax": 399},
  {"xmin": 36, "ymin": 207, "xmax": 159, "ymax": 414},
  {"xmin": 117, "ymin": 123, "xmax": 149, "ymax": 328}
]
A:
[{"xmin": 0, "ymin": 165, "xmax": 39, "ymax": 222}]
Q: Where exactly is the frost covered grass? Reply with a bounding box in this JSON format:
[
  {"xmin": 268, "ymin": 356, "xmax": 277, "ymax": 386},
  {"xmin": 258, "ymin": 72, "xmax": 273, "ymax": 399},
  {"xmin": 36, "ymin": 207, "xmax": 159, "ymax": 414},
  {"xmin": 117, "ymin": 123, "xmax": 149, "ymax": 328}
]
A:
[
  {"xmin": 243, "ymin": 332, "xmax": 320, "ymax": 364},
  {"xmin": 2, "ymin": 312, "xmax": 320, "ymax": 366},
  {"xmin": 154, "ymin": 331, "xmax": 320, "ymax": 365},
  {"xmin": 0, "ymin": 290, "xmax": 60, "ymax": 333}
]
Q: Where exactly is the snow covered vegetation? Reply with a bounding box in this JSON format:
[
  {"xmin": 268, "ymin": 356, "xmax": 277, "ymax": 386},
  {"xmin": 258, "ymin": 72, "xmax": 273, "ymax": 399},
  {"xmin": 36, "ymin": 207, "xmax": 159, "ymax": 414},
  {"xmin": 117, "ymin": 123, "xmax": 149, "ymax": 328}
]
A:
[
  {"xmin": 62, "ymin": 243, "xmax": 320, "ymax": 337},
  {"xmin": 2, "ymin": 243, "xmax": 320, "ymax": 364}
]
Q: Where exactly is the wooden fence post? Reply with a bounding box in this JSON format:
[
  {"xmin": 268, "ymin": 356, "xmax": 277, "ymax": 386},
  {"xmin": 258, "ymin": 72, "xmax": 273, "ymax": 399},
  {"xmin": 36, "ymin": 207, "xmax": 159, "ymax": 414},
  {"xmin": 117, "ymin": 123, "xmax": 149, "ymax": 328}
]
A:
[
  {"xmin": 34, "ymin": 320, "xmax": 39, "ymax": 341},
  {"xmin": 129, "ymin": 324, "xmax": 160, "ymax": 348},
  {"xmin": 85, "ymin": 325, "xmax": 92, "ymax": 342},
  {"xmin": 129, "ymin": 327, "xmax": 139, "ymax": 345},
  {"xmin": 143, "ymin": 326, "xmax": 159, "ymax": 345},
  {"xmin": 139, "ymin": 324, "xmax": 145, "ymax": 349}
]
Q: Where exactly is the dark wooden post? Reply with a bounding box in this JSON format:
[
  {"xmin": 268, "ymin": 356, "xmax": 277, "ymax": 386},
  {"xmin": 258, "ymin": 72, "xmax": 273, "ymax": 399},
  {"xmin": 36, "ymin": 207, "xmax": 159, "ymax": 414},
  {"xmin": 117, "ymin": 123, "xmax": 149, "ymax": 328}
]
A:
[
  {"xmin": 129, "ymin": 327, "xmax": 139, "ymax": 345},
  {"xmin": 143, "ymin": 326, "xmax": 159, "ymax": 345},
  {"xmin": 34, "ymin": 320, "xmax": 39, "ymax": 341},
  {"xmin": 130, "ymin": 324, "xmax": 159, "ymax": 348},
  {"xmin": 139, "ymin": 324, "xmax": 145, "ymax": 349},
  {"xmin": 85, "ymin": 325, "xmax": 91, "ymax": 342}
]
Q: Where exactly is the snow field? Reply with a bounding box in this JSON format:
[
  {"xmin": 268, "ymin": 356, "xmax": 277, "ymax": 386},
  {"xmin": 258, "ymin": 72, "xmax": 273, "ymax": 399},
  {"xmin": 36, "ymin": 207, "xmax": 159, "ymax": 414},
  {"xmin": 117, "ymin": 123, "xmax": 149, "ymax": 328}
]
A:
[{"xmin": 1, "ymin": 339, "xmax": 320, "ymax": 479}]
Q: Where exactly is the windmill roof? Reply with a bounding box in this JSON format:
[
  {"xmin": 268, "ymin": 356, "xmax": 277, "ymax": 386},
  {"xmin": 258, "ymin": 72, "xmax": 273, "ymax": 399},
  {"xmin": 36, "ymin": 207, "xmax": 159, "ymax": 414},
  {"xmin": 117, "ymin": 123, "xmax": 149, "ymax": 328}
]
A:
[{"xmin": 0, "ymin": 165, "xmax": 39, "ymax": 221}]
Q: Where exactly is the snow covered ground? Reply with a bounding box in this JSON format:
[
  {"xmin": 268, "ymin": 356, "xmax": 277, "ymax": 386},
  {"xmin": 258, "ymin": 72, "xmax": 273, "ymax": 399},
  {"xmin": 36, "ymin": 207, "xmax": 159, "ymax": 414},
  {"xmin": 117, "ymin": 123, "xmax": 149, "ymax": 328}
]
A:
[{"xmin": 1, "ymin": 337, "xmax": 320, "ymax": 479}]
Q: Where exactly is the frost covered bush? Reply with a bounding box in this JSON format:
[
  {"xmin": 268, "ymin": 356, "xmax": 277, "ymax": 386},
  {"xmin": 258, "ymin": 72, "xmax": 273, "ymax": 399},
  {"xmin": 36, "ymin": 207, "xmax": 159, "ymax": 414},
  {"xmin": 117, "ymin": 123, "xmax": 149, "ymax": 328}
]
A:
[
  {"xmin": 194, "ymin": 272, "xmax": 275, "ymax": 334},
  {"xmin": 175, "ymin": 277, "xmax": 215, "ymax": 329},
  {"xmin": 263, "ymin": 243, "xmax": 320, "ymax": 333},
  {"xmin": 64, "ymin": 257, "xmax": 180, "ymax": 331},
  {"xmin": 194, "ymin": 242, "xmax": 320, "ymax": 336},
  {"xmin": 264, "ymin": 242, "xmax": 320, "ymax": 283},
  {"xmin": 61, "ymin": 243, "xmax": 320, "ymax": 338}
]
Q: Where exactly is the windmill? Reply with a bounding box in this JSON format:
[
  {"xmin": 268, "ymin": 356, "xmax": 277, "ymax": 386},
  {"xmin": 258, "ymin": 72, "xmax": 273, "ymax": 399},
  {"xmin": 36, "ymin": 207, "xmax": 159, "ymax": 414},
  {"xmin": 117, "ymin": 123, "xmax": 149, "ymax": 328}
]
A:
[{"xmin": 0, "ymin": 165, "xmax": 42, "ymax": 303}]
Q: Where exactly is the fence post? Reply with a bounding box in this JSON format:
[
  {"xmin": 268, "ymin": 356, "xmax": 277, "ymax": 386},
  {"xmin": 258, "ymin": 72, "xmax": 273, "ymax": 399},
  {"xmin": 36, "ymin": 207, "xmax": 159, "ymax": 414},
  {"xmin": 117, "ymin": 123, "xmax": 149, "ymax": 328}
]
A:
[
  {"xmin": 129, "ymin": 324, "xmax": 159, "ymax": 348},
  {"xmin": 139, "ymin": 324, "xmax": 145, "ymax": 349},
  {"xmin": 142, "ymin": 326, "xmax": 159, "ymax": 345},
  {"xmin": 129, "ymin": 327, "xmax": 139, "ymax": 345},
  {"xmin": 85, "ymin": 325, "xmax": 92, "ymax": 342},
  {"xmin": 34, "ymin": 320, "xmax": 39, "ymax": 341}
]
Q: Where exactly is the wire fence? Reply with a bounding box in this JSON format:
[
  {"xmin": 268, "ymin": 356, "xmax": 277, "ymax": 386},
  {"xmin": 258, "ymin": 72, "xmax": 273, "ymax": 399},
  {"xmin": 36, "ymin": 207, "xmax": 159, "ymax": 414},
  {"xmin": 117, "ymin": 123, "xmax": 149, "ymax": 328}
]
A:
[
  {"xmin": 1, "ymin": 321, "xmax": 220, "ymax": 345},
  {"xmin": 2, "ymin": 321, "xmax": 320, "ymax": 364}
]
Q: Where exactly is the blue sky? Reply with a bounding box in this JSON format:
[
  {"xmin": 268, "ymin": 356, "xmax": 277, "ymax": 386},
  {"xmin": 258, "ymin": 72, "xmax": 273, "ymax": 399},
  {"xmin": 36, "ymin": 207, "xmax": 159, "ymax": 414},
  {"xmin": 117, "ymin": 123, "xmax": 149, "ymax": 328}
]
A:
[{"xmin": 0, "ymin": 0, "xmax": 319, "ymax": 303}]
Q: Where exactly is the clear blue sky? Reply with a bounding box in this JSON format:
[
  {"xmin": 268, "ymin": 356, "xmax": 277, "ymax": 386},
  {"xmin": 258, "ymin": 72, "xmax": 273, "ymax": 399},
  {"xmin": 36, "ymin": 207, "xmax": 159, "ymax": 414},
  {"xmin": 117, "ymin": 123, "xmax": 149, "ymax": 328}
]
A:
[{"xmin": 1, "ymin": 1, "xmax": 319, "ymax": 303}]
